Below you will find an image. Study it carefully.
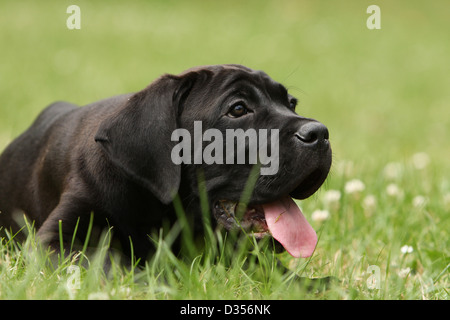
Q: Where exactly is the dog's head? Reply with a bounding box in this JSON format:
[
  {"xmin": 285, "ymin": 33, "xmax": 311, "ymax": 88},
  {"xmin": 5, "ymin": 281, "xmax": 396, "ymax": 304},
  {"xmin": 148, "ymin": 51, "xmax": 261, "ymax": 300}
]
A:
[{"xmin": 96, "ymin": 64, "xmax": 332, "ymax": 258}]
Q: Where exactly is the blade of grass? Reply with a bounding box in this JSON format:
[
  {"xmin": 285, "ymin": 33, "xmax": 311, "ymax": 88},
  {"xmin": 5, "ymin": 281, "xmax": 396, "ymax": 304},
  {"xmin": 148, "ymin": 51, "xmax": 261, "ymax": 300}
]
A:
[
  {"xmin": 70, "ymin": 217, "xmax": 80, "ymax": 254},
  {"xmin": 58, "ymin": 219, "xmax": 64, "ymax": 264},
  {"xmin": 78, "ymin": 212, "xmax": 94, "ymax": 267},
  {"xmin": 173, "ymin": 194, "xmax": 196, "ymax": 258},
  {"xmin": 197, "ymin": 170, "xmax": 217, "ymax": 259}
]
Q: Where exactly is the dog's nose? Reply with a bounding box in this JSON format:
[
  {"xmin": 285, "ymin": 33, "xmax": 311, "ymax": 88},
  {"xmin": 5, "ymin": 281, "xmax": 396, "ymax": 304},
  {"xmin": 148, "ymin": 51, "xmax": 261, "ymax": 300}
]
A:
[{"xmin": 295, "ymin": 122, "xmax": 329, "ymax": 145}]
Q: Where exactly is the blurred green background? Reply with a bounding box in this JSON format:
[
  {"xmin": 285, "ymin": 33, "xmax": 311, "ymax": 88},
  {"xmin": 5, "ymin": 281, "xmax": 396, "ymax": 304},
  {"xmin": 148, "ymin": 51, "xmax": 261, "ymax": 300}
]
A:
[{"xmin": 1, "ymin": 0, "xmax": 449, "ymax": 166}]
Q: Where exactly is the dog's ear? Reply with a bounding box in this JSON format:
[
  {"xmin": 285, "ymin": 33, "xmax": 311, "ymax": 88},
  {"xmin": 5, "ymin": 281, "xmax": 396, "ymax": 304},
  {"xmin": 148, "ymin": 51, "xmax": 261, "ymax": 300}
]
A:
[{"xmin": 95, "ymin": 73, "xmax": 197, "ymax": 204}]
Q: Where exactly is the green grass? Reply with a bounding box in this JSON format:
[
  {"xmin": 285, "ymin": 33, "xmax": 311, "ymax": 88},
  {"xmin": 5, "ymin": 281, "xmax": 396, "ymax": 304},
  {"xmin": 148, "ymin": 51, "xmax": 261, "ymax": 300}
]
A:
[
  {"xmin": 1, "ymin": 159, "xmax": 448, "ymax": 299},
  {"xmin": 0, "ymin": 0, "xmax": 449, "ymax": 299}
]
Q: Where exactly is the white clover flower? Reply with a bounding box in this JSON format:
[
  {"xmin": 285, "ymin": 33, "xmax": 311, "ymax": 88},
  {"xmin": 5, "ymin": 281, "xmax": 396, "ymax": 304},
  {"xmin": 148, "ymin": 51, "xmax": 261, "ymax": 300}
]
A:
[
  {"xmin": 412, "ymin": 152, "xmax": 430, "ymax": 170},
  {"xmin": 386, "ymin": 183, "xmax": 404, "ymax": 199},
  {"xmin": 323, "ymin": 190, "xmax": 341, "ymax": 203},
  {"xmin": 345, "ymin": 179, "xmax": 365, "ymax": 194},
  {"xmin": 412, "ymin": 195, "xmax": 427, "ymax": 208},
  {"xmin": 400, "ymin": 245, "xmax": 414, "ymax": 254},
  {"xmin": 323, "ymin": 190, "xmax": 341, "ymax": 210},
  {"xmin": 383, "ymin": 162, "xmax": 403, "ymax": 180},
  {"xmin": 362, "ymin": 195, "xmax": 377, "ymax": 214},
  {"xmin": 311, "ymin": 209, "xmax": 330, "ymax": 222}
]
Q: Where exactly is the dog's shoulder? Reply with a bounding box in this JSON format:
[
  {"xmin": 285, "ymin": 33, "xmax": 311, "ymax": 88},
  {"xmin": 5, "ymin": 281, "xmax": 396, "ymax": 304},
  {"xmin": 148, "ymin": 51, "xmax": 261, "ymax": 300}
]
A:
[
  {"xmin": 29, "ymin": 101, "xmax": 79, "ymax": 133},
  {"xmin": 35, "ymin": 93, "xmax": 134, "ymax": 126},
  {"xmin": 40, "ymin": 101, "xmax": 79, "ymax": 118},
  {"xmin": 81, "ymin": 93, "xmax": 134, "ymax": 114}
]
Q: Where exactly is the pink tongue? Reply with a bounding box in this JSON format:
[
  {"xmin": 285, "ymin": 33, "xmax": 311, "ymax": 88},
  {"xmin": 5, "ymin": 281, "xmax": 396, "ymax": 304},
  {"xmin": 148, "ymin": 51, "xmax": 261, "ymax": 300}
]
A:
[{"xmin": 262, "ymin": 196, "xmax": 317, "ymax": 258}]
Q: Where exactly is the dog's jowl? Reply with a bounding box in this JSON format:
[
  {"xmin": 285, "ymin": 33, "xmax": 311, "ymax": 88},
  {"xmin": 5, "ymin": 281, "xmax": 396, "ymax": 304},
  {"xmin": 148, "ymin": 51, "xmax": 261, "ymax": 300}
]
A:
[{"xmin": 0, "ymin": 64, "xmax": 331, "ymax": 260}]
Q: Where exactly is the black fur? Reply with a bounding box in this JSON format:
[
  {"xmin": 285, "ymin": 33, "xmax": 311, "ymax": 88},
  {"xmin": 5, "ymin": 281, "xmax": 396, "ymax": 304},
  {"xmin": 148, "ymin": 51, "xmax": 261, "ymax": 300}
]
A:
[{"xmin": 0, "ymin": 64, "xmax": 331, "ymax": 260}]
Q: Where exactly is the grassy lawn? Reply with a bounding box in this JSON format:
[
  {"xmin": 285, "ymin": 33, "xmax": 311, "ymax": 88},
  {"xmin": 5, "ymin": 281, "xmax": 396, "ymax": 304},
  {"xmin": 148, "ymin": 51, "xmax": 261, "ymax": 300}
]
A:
[{"xmin": 0, "ymin": 0, "xmax": 449, "ymax": 299}]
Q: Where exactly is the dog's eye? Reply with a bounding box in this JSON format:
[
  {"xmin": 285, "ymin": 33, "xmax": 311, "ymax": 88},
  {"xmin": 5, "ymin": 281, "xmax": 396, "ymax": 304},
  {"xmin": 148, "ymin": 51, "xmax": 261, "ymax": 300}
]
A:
[
  {"xmin": 227, "ymin": 103, "xmax": 248, "ymax": 118},
  {"xmin": 289, "ymin": 98, "xmax": 298, "ymax": 110}
]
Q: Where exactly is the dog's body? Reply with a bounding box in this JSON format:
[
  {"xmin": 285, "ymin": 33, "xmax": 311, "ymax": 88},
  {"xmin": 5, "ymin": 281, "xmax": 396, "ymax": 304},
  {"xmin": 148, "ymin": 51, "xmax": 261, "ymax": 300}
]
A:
[
  {"xmin": 0, "ymin": 95, "xmax": 170, "ymax": 258},
  {"xmin": 0, "ymin": 64, "xmax": 331, "ymax": 261}
]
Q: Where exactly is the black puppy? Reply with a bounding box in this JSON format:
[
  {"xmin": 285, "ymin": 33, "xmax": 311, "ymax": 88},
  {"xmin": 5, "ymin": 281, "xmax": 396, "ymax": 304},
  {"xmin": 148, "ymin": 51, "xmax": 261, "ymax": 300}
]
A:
[{"xmin": 0, "ymin": 64, "xmax": 331, "ymax": 261}]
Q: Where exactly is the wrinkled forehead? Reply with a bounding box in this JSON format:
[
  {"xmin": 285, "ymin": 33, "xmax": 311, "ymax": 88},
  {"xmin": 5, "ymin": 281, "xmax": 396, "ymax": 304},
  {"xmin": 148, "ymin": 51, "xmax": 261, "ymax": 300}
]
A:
[
  {"xmin": 177, "ymin": 65, "xmax": 293, "ymax": 127},
  {"xmin": 189, "ymin": 64, "xmax": 290, "ymax": 104}
]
